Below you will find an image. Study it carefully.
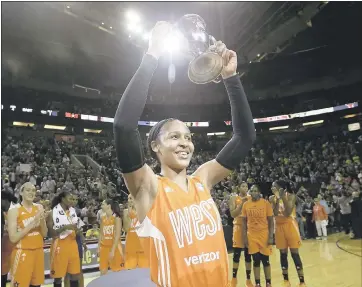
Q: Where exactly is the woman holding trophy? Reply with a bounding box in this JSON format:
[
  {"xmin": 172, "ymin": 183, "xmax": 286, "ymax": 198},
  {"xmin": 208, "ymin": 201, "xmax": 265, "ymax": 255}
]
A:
[{"xmin": 113, "ymin": 17, "xmax": 256, "ymax": 287}]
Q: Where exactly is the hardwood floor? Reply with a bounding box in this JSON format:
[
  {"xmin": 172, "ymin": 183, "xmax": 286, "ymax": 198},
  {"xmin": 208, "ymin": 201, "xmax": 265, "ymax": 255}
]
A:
[
  {"xmin": 231, "ymin": 233, "xmax": 362, "ymax": 287},
  {"xmin": 36, "ymin": 233, "xmax": 361, "ymax": 287}
]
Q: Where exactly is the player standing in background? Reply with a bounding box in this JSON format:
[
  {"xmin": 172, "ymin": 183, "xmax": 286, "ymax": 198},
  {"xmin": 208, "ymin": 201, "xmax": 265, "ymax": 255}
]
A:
[
  {"xmin": 113, "ymin": 20, "xmax": 255, "ymax": 286},
  {"xmin": 123, "ymin": 194, "xmax": 148, "ymax": 269},
  {"xmin": 98, "ymin": 199, "xmax": 124, "ymax": 275},
  {"xmin": 1, "ymin": 191, "xmax": 17, "ymax": 287},
  {"xmin": 7, "ymin": 182, "xmax": 48, "ymax": 287},
  {"xmin": 229, "ymin": 182, "xmax": 253, "ymax": 287},
  {"xmin": 47, "ymin": 191, "xmax": 80, "ymax": 287},
  {"xmin": 64, "ymin": 195, "xmax": 87, "ymax": 287},
  {"xmin": 242, "ymin": 185, "xmax": 274, "ymax": 287},
  {"xmin": 270, "ymin": 180, "xmax": 306, "ymax": 287}
]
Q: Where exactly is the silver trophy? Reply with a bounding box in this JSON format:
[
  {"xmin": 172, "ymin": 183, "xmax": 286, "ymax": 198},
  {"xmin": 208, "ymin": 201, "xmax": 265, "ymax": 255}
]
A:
[{"xmin": 175, "ymin": 14, "xmax": 223, "ymax": 84}]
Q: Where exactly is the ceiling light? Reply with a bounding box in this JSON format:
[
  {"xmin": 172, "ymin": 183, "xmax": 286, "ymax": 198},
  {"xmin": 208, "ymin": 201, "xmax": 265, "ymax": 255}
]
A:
[
  {"xmin": 13, "ymin": 122, "xmax": 34, "ymax": 127},
  {"xmin": 44, "ymin": 125, "xmax": 66, "ymax": 130},
  {"xmin": 110, "ymin": 26, "xmax": 112, "ymax": 29},
  {"xmin": 257, "ymin": 53, "xmax": 260, "ymax": 57},
  {"xmin": 127, "ymin": 23, "xmax": 142, "ymax": 33},
  {"xmin": 66, "ymin": 5, "xmax": 70, "ymax": 9},
  {"xmin": 269, "ymin": 125, "xmax": 289, "ymax": 131},
  {"xmin": 207, "ymin": 132, "xmax": 225, "ymax": 136},
  {"xmin": 126, "ymin": 10, "xmax": 140, "ymax": 23},
  {"xmin": 101, "ymin": 22, "xmax": 104, "ymax": 25},
  {"xmin": 302, "ymin": 120, "xmax": 324, "ymax": 126}
]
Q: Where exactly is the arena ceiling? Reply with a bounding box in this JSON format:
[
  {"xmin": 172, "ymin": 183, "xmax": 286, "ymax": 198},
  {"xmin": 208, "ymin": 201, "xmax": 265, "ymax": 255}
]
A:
[{"xmin": 2, "ymin": 2, "xmax": 362, "ymax": 105}]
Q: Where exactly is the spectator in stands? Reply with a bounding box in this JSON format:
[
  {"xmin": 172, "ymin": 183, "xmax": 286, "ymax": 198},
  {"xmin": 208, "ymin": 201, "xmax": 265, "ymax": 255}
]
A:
[
  {"xmin": 63, "ymin": 154, "xmax": 70, "ymax": 164},
  {"xmin": 85, "ymin": 223, "xmax": 100, "ymax": 239},
  {"xmin": 46, "ymin": 175, "xmax": 56, "ymax": 193}
]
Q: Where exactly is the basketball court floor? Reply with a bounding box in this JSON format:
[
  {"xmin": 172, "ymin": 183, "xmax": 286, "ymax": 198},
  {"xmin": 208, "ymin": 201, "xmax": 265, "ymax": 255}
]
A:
[{"xmin": 33, "ymin": 233, "xmax": 361, "ymax": 287}]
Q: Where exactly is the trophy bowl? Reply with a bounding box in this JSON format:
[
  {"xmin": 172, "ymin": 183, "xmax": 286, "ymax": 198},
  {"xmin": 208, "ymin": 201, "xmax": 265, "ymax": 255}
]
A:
[{"xmin": 175, "ymin": 14, "xmax": 223, "ymax": 84}]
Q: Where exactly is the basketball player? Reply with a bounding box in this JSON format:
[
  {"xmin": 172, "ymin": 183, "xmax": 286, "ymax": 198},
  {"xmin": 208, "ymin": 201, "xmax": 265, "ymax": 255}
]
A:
[
  {"xmin": 7, "ymin": 182, "xmax": 48, "ymax": 287},
  {"xmin": 113, "ymin": 21, "xmax": 256, "ymax": 286},
  {"xmin": 47, "ymin": 191, "xmax": 80, "ymax": 287},
  {"xmin": 123, "ymin": 194, "xmax": 148, "ymax": 269},
  {"xmin": 98, "ymin": 199, "xmax": 125, "ymax": 275},
  {"xmin": 242, "ymin": 185, "xmax": 273, "ymax": 287},
  {"xmin": 1, "ymin": 191, "xmax": 17, "ymax": 287},
  {"xmin": 270, "ymin": 180, "xmax": 306, "ymax": 287},
  {"xmin": 65, "ymin": 195, "xmax": 87, "ymax": 287},
  {"xmin": 229, "ymin": 182, "xmax": 253, "ymax": 287}
]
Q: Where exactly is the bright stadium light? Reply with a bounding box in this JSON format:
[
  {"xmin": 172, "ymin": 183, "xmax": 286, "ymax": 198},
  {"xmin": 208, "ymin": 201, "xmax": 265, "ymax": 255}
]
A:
[
  {"xmin": 163, "ymin": 30, "xmax": 183, "ymax": 53},
  {"xmin": 126, "ymin": 10, "xmax": 140, "ymax": 23},
  {"xmin": 142, "ymin": 32, "xmax": 150, "ymax": 41},
  {"xmin": 127, "ymin": 23, "xmax": 142, "ymax": 33}
]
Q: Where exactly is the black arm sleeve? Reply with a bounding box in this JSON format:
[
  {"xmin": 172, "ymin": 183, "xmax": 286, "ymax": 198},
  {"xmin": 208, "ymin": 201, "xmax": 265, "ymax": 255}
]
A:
[
  {"xmin": 215, "ymin": 75, "xmax": 256, "ymax": 170},
  {"xmin": 113, "ymin": 54, "xmax": 158, "ymax": 173}
]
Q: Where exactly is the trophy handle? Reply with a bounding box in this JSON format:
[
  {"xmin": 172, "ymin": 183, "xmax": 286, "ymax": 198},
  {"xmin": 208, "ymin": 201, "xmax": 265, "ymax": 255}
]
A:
[{"xmin": 208, "ymin": 35, "xmax": 223, "ymax": 83}]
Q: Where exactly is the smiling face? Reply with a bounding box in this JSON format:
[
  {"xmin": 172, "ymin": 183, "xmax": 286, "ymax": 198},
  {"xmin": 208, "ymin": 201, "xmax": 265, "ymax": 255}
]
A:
[
  {"xmin": 151, "ymin": 120, "xmax": 195, "ymax": 172},
  {"xmin": 21, "ymin": 183, "xmax": 36, "ymax": 202}
]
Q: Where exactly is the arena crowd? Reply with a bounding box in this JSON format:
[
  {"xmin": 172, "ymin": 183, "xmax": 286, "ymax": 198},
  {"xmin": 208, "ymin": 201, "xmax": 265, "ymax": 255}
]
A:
[{"xmin": 2, "ymin": 129, "xmax": 362, "ymax": 241}]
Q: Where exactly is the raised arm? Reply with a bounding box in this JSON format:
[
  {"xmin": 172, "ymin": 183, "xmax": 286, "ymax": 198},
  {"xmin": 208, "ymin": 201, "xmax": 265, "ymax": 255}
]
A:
[
  {"xmin": 113, "ymin": 22, "xmax": 172, "ymax": 200},
  {"xmin": 269, "ymin": 195, "xmax": 279, "ymax": 216},
  {"xmin": 194, "ymin": 45, "xmax": 256, "ymax": 189},
  {"xmin": 281, "ymin": 192, "xmax": 296, "ymax": 217}
]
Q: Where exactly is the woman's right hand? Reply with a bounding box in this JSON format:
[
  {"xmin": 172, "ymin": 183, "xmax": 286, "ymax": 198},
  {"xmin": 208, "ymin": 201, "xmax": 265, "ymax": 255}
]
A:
[{"xmin": 147, "ymin": 21, "xmax": 173, "ymax": 60}]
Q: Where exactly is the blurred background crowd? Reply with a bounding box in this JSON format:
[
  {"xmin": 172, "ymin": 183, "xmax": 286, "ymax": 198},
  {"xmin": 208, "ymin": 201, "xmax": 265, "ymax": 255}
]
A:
[{"xmin": 2, "ymin": 129, "xmax": 362, "ymax": 241}]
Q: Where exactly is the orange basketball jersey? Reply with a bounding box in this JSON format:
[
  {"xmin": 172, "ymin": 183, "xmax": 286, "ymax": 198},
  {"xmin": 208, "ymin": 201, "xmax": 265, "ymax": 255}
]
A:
[
  {"xmin": 275, "ymin": 193, "xmax": 296, "ymax": 224},
  {"xmin": 13, "ymin": 203, "xmax": 43, "ymax": 250},
  {"xmin": 100, "ymin": 214, "xmax": 117, "ymax": 247},
  {"xmin": 241, "ymin": 199, "xmax": 273, "ymax": 233},
  {"xmin": 136, "ymin": 175, "xmax": 229, "ymax": 287}
]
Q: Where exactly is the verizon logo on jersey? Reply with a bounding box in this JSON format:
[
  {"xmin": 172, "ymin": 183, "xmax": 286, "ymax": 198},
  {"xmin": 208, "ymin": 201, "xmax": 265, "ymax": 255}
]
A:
[
  {"xmin": 184, "ymin": 251, "xmax": 220, "ymax": 266},
  {"xmin": 168, "ymin": 198, "xmax": 222, "ymax": 249}
]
